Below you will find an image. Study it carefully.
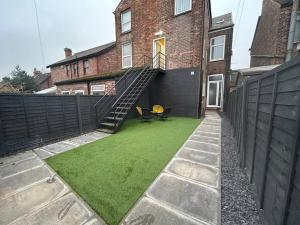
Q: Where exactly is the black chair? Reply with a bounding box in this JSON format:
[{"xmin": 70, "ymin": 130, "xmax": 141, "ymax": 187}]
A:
[
  {"xmin": 141, "ymin": 108, "xmax": 153, "ymax": 121},
  {"xmin": 158, "ymin": 107, "xmax": 171, "ymax": 120},
  {"xmin": 136, "ymin": 106, "xmax": 152, "ymax": 121}
]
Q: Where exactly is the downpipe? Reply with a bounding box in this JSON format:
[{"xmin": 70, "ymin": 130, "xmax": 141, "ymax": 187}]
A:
[{"xmin": 286, "ymin": 0, "xmax": 299, "ymax": 61}]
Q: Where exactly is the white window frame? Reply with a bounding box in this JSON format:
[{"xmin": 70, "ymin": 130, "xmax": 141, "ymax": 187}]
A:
[
  {"xmin": 74, "ymin": 90, "xmax": 85, "ymax": 95},
  {"xmin": 122, "ymin": 42, "xmax": 133, "ymax": 69},
  {"xmin": 91, "ymin": 84, "xmax": 106, "ymax": 96},
  {"xmin": 210, "ymin": 35, "xmax": 226, "ymax": 62},
  {"xmin": 207, "ymin": 74, "xmax": 224, "ymax": 108},
  {"xmin": 121, "ymin": 10, "xmax": 131, "ymax": 33},
  {"xmin": 61, "ymin": 91, "xmax": 70, "ymax": 95},
  {"xmin": 175, "ymin": 0, "xmax": 192, "ymax": 15}
]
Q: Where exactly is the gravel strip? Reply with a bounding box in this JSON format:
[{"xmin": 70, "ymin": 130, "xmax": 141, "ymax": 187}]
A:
[{"xmin": 221, "ymin": 114, "xmax": 263, "ymax": 225}]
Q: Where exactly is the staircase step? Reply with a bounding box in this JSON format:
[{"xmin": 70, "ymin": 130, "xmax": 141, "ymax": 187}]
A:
[
  {"xmin": 100, "ymin": 122, "xmax": 116, "ymax": 128},
  {"xmin": 96, "ymin": 128, "xmax": 114, "ymax": 134},
  {"xmin": 110, "ymin": 112, "xmax": 127, "ymax": 115},
  {"xmin": 105, "ymin": 116, "xmax": 123, "ymax": 121}
]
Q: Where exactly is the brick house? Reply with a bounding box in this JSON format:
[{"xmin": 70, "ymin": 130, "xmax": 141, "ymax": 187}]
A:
[
  {"xmin": 33, "ymin": 68, "xmax": 53, "ymax": 91},
  {"xmin": 48, "ymin": 0, "xmax": 233, "ymax": 114},
  {"xmin": 250, "ymin": 0, "xmax": 300, "ymax": 67}
]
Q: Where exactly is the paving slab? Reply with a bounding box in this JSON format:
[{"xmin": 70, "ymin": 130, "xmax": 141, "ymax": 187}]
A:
[
  {"xmin": 0, "ymin": 156, "xmax": 43, "ymax": 178},
  {"xmin": 41, "ymin": 142, "xmax": 75, "ymax": 154},
  {"xmin": 177, "ymin": 148, "xmax": 219, "ymax": 167},
  {"xmin": 190, "ymin": 135, "xmax": 220, "ymax": 145},
  {"xmin": 147, "ymin": 174, "xmax": 219, "ymax": 225},
  {"xmin": 0, "ymin": 151, "xmax": 36, "ymax": 166},
  {"xmin": 194, "ymin": 131, "xmax": 220, "ymax": 138},
  {"xmin": 33, "ymin": 148, "xmax": 54, "ymax": 160},
  {"xmin": 122, "ymin": 197, "xmax": 206, "ymax": 225},
  {"xmin": 184, "ymin": 141, "xmax": 220, "ymax": 153},
  {"xmin": 67, "ymin": 135, "xmax": 98, "ymax": 145},
  {"xmin": 0, "ymin": 179, "xmax": 68, "ymax": 225},
  {"xmin": 166, "ymin": 159, "xmax": 219, "ymax": 187},
  {"xmin": 0, "ymin": 166, "xmax": 52, "ymax": 197},
  {"xmin": 11, "ymin": 193, "xmax": 93, "ymax": 225}
]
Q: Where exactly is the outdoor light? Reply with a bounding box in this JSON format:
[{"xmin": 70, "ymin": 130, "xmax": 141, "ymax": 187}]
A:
[{"xmin": 155, "ymin": 30, "xmax": 164, "ymax": 36}]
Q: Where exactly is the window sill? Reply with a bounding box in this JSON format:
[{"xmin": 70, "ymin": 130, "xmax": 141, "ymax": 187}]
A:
[
  {"xmin": 121, "ymin": 30, "xmax": 132, "ymax": 35},
  {"xmin": 209, "ymin": 58, "xmax": 225, "ymax": 62},
  {"xmin": 174, "ymin": 10, "xmax": 192, "ymax": 17}
]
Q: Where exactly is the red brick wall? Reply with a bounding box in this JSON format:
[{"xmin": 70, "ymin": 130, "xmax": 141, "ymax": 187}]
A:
[
  {"xmin": 250, "ymin": 0, "xmax": 292, "ymax": 67},
  {"xmin": 114, "ymin": 0, "xmax": 206, "ymax": 70},
  {"xmin": 39, "ymin": 77, "xmax": 53, "ymax": 91},
  {"xmin": 207, "ymin": 28, "xmax": 233, "ymax": 75},
  {"xmin": 50, "ymin": 48, "xmax": 118, "ymax": 84}
]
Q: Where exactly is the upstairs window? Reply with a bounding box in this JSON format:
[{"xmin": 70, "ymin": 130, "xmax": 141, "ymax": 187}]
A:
[
  {"xmin": 210, "ymin": 35, "xmax": 226, "ymax": 61},
  {"xmin": 83, "ymin": 60, "xmax": 90, "ymax": 75},
  {"xmin": 122, "ymin": 43, "xmax": 132, "ymax": 68},
  {"xmin": 121, "ymin": 10, "xmax": 131, "ymax": 33},
  {"xmin": 175, "ymin": 0, "xmax": 192, "ymax": 15}
]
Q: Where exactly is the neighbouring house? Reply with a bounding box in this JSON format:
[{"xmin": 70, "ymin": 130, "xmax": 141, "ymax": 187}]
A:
[
  {"xmin": 33, "ymin": 68, "xmax": 53, "ymax": 91},
  {"xmin": 250, "ymin": 0, "xmax": 300, "ymax": 67},
  {"xmin": 0, "ymin": 82, "xmax": 17, "ymax": 93},
  {"xmin": 48, "ymin": 0, "xmax": 234, "ymax": 116}
]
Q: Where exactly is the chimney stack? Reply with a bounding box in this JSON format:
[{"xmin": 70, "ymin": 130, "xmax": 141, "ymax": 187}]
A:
[{"xmin": 64, "ymin": 48, "xmax": 72, "ymax": 58}]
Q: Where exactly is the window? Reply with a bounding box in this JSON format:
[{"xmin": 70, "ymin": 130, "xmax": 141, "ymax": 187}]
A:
[
  {"xmin": 121, "ymin": 10, "xmax": 131, "ymax": 33},
  {"xmin": 122, "ymin": 43, "xmax": 132, "ymax": 68},
  {"xmin": 62, "ymin": 91, "xmax": 70, "ymax": 95},
  {"xmin": 91, "ymin": 85, "xmax": 105, "ymax": 96},
  {"xmin": 83, "ymin": 60, "xmax": 90, "ymax": 75},
  {"xmin": 175, "ymin": 0, "xmax": 192, "ymax": 15},
  {"xmin": 75, "ymin": 90, "xmax": 85, "ymax": 95},
  {"xmin": 66, "ymin": 65, "xmax": 70, "ymax": 76},
  {"xmin": 210, "ymin": 35, "xmax": 225, "ymax": 61},
  {"xmin": 72, "ymin": 63, "xmax": 78, "ymax": 77}
]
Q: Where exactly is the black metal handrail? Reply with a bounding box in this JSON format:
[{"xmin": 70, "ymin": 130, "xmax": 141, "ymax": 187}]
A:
[{"xmin": 94, "ymin": 52, "xmax": 167, "ymax": 125}]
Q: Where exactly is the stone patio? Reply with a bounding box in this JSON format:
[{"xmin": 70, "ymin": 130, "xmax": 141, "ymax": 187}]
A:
[
  {"xmin": 0, "ymin": 131, "xmax": 109, "ymax": 225},
  {"xmin": 121, "ymin": 111, "xmax": 221, "ymax": 225}
]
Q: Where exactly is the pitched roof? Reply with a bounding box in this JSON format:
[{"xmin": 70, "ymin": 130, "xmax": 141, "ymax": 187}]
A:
[
  {"xmin": 210, "ymin": 13, "xmax": 234, "ymax": 31},
  {"xmin": 236, "ymin": 64, "xmax": 281, "ymax": 76},
  {"xmin": 47, "ymin": 42, "xmax": 116, "ymax": 68},
  {"xmin": 34, "ymin": 73, "xmax": 51, "ymax": 85},
  {"xmin": 0, "ymin": 81, "xmax": 16, "ymax": 92}
]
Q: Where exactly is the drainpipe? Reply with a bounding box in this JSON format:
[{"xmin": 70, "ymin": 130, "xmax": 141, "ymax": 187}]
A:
[{"xmin": 286, "ymin": 0, "xmax": 299, "ymax": 61}]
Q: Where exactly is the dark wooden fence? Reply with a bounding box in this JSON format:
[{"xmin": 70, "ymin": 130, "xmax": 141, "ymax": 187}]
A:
[
  {"xmin": 0, "ymin": 94, "xmax": 107, "ymax": 156},
  {"xmin": 227, "ymin": 56, "xmax": 300, "ymax": 225}
]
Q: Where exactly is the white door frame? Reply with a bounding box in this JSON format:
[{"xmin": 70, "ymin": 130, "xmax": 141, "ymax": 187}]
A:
[
  {"xmin": 207, "ymin": 74, "xmax": 224, "ymax": 108},
  {"xmin": 153, "ymin": 37, "xmax": 166, "ymax": 68}
]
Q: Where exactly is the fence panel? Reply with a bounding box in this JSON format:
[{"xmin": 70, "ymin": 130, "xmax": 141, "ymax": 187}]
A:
[
  {"xmin": 226, "ymin": 56, "xmax": 300, "ymax": 225},
  {"xmin": 0, "ymin": 94, "xmax": 104, "ymax": 156}
]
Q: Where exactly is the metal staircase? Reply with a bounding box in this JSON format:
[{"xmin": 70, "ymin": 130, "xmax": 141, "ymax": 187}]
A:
[{"xmin": 94, "ymin": 52, "xmax": 166, "ymax": 133}]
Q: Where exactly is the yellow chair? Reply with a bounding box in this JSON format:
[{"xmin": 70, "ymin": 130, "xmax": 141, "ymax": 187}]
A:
[
  {"xmin": 151, "ymin": 105, "xmax": 164, "ymax": 114},
  {"xmin": 136, "ymin": 106, "xmax": 143, "ymax": 116}
]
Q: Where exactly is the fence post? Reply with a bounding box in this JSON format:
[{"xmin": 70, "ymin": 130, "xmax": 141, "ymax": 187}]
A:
[
  {"xmin": 44, "ymin": 96, "xmax": 50, "ymax": 135},
  {"xmin": 0, "ymin": 118, "xmax": 4, "ymax": 154},
  {"xmin": 22, "ymin": 96, "xmax": 30, "ymax": 138},
  {"xmin": 241, "ymin": 80, "xmax": 248, "ymax": 168},
  {"xmin": 250, "ymin": 80, "xmax": 261, "ymax": 183},
  {"xmin": 259, "ymin": 73, "xmax": 278, "ymax": 208},
  {"xmin": 76, "ymin": 95, "xmax": 83, "ymax": 134}
]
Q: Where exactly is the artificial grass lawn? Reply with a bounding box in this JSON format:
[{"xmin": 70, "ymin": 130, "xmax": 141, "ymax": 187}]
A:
[{"xmin": 46, "ymin": 117, "xmax": 200, "ymax": 225}]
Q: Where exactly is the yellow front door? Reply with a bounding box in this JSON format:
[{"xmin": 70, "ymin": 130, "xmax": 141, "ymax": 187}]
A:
[{"xmin": 153, "ymin": 38, "xmax": 166, "ymax": 69}]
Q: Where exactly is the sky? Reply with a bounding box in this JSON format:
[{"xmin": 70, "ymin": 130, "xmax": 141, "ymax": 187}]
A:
[{"xmin": 0, "ymin": 0, "xmax": 262, "ymax": 78}]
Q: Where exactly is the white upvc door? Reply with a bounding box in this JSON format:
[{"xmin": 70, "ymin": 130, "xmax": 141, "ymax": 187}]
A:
[{"xmin": 207, "ymin": 74, "xmax": 224, "ymax": 108}]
